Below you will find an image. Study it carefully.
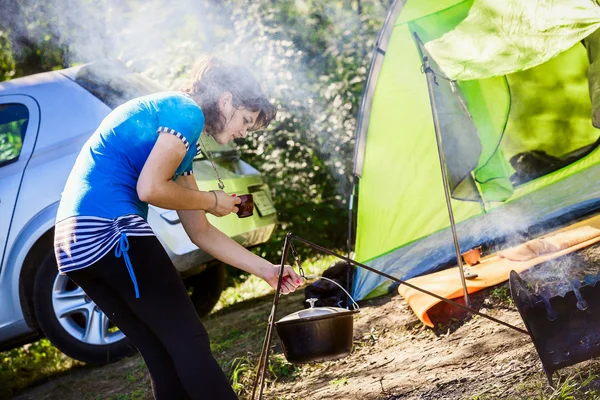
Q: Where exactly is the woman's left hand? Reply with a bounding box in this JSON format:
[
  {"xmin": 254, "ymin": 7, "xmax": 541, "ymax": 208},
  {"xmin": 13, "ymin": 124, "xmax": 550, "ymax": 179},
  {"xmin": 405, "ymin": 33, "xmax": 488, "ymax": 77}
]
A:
[{"xmin": 262, "ymin": 264, "xmax": 304, "ymax": 294}]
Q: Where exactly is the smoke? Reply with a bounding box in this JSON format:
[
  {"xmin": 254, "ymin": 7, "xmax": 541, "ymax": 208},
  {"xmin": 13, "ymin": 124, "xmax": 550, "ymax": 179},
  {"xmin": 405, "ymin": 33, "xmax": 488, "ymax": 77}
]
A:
[
  {"xmin": 2, "ymin": 0, "xmax": 232, "ymax": 86},
  {"xmin": 2, "ymin": 0, "xmax": 390, "ymax": 203},
  {"xmin": 211, "ymin": 1, "xmax": 388, "ymax": 202},
  {"xmin": 516, "ymin": 242, "xmax": 600, "ymax": 300}
]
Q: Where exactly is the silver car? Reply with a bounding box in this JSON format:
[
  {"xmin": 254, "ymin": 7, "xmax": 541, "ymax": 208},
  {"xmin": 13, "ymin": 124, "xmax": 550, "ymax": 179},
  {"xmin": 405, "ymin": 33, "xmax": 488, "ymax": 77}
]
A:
[{"xmin": 0, "ymin": 60, "xmax": 278, "ymax": 364}]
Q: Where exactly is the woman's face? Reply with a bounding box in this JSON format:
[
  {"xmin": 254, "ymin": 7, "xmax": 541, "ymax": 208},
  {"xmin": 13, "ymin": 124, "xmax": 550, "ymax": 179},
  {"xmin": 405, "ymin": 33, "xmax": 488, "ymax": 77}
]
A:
[{"xmin": 212, "ymin": 92, "xmax": 260, "ymax": 144}]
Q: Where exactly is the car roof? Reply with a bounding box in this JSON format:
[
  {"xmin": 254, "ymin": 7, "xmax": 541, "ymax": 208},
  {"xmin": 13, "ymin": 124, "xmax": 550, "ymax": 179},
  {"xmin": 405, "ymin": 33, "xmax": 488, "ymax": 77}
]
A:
[
  {"xmin": 0, "ymin": 64, "xmax": 95, "ymax": 96},
  {"xmin": 0, "ymin": 69, "xmax": 68, "ymax": 94},
  {"xmin": 0, "ymin": 67, "xmax": 111, "ymax": 153}
]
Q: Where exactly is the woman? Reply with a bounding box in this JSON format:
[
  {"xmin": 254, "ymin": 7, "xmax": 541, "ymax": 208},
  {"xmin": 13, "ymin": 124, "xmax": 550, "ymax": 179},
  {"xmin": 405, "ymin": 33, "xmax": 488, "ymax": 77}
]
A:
[{"xmin": 54, "ymin": 56, "xmax": 302, "ymax": 399}]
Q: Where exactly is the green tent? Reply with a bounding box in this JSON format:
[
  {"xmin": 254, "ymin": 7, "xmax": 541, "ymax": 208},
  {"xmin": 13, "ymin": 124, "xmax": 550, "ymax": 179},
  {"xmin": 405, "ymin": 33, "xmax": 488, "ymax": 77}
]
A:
[{"xmin": 351, "ymin": 0, "xmax": 600, "ymax": 300}]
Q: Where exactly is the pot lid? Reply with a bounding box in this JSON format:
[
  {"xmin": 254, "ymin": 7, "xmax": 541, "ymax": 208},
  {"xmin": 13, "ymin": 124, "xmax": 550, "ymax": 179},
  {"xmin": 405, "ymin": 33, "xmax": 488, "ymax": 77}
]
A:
[{"xmin": 276, "ymin": 298, "xmax": 358, "ymax": 323}]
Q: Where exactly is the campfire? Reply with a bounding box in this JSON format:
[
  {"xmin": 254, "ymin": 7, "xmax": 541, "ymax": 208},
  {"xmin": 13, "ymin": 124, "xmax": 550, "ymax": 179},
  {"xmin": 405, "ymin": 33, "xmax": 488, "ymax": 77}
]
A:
[
  {"xmin": 519, "ymin": 244, "xmax": 600, "ymax": 298},
  {"xmin": 510, "ymin": 242, "xmax": 600, "ymax": 384}
]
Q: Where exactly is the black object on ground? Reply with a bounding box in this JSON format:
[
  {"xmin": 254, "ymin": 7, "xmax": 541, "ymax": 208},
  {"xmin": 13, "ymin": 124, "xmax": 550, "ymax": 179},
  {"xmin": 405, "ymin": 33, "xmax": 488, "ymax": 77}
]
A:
[{"xmin": 303, "ymin": 261, "xmax": 354, "ymax": 308}]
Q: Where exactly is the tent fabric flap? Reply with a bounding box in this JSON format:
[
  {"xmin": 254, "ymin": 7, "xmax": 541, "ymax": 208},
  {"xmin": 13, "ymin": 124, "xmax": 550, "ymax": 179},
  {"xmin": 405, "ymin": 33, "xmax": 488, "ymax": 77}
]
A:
[
  {"xmin": 352, "ymin": 17, "xmax": 483, "ymax": 299},
  {"xmin": 424, "ymin": 0, "xmax": 600, "ymax": 81},
  {"xmin": 414, "ymin": 33, "xmax": 482, "ymax": 202}
]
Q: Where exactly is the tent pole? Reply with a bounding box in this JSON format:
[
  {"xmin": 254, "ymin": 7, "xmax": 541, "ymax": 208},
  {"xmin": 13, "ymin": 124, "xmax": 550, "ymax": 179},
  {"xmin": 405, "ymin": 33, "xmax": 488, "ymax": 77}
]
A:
[
  {"xmin": 422, "ymin": 55, "xmax": 472, "ymax": 308},
  {"xmin": 345, "ymin": 176, "xmax": 359, "ymax": 309}
]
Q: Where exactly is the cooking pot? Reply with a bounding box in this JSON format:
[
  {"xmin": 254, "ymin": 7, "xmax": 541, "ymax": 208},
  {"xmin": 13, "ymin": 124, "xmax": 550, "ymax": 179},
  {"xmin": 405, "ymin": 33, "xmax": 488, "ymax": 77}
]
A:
[{"xmin": 275, "ymin": 276, "xmax": 359, "ymax": 364}]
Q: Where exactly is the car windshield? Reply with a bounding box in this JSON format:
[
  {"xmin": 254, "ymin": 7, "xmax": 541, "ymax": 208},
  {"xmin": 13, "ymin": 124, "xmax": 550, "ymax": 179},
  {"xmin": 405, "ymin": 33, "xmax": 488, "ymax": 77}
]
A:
[{"xmin": 73, "ymin": 60, "xmax": 166, "ymax": 109}]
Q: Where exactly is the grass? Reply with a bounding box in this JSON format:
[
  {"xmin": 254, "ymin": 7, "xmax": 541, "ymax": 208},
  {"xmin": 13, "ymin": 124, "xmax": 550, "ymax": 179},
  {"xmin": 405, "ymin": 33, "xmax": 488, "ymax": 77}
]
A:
[
  {"xmin": 329, "ymin": 377, "xmax": 348, "ymax": 386},
  {"xmin": 209, "ymin": 255, "xmax": 336, "ymax": 398},
  {"xmin": 7, "ymin": 254, "xmax": 600, "ymax": 400},
  {"xmin": 488, "ymin": 284, "xmax": 514, "ymax": 306},
  {"xmin": 229, "ymin": 356, "xmax": 254, "ymax": 393},
  {"xmin": 0, "ymin": 255, "xmax": 335, "ymax": 399},
  {"xmin": 212, "ymin": 255, "xmax": 338, "ymax": 313},
  {"xmin": 225, "ymin": 353, "xmax": 301, "ymax": 398},
  {"xmin": 469, "ymin": 362, "xmax": 600, "ymax": 400},
  {"xmin": 0, "ymin": 339, "xmax": 83, "ymax": 400},
  {"xmin": 536, "ymin": 371, "xmax": 600, "ymax": 400}
]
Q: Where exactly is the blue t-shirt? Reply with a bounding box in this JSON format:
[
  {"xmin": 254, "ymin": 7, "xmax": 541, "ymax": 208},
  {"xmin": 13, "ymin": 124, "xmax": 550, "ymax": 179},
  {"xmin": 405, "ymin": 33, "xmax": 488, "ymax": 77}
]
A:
[{"xmin": 56, "ymin": 91, "xmax": 204, "ymax": 222}]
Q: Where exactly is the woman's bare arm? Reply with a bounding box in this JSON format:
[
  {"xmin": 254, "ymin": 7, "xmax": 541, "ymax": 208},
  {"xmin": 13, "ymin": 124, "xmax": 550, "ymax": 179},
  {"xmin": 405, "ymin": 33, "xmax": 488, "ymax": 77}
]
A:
[
  {"xmin": 137, "ymin": 133, "xmax": 237, "ymax": 214},
  {"xmin": 175, "ymin": 174, "xmax": 302, "ymax": 293}
]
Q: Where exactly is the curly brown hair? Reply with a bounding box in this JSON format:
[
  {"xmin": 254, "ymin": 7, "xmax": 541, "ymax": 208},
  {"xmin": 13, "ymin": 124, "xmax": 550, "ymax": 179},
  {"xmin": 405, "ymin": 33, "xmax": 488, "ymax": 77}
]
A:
[{"xmin": 180, "ymin": 56, "xmax": 277, "ymax": 135}]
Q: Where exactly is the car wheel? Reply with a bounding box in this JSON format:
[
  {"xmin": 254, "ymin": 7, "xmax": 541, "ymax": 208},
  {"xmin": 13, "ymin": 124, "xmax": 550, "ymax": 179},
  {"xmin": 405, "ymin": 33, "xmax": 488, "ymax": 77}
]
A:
[
  {"xmin": 33, "ymin": 252, "xmax": 136, "ymax": 364},
  {"xmin": 185, "ymin": 262, "xmax": 227, "ymax": 317}
]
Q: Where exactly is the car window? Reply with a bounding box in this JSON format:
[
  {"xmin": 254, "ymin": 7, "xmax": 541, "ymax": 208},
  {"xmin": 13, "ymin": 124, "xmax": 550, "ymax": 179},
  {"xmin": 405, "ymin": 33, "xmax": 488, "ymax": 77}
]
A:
[
  {"xmin": 73, "ymin": 60, "xmax": 166, "ymax": 109},
  {"xmin": 0, "ymin": 103, "xmax": 29, "ymax": 167}
]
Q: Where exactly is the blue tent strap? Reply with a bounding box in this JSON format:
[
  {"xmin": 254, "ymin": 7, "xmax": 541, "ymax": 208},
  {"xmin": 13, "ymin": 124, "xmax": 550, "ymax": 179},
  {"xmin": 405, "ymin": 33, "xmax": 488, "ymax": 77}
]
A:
[{"xmin": 115, "ymin": 233, "xmax": 140, "ymax": 299}]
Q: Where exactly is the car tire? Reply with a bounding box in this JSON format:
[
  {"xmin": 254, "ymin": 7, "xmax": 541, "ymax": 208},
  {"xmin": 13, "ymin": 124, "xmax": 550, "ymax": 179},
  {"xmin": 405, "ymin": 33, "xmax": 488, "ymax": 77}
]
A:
[
  {"xmin": 185, "ymin": 262, "xmax": 227, "ymax": 317},
  {"xmin": 33, "ymin": 252, "xmax": 136, "ymax": 364}
]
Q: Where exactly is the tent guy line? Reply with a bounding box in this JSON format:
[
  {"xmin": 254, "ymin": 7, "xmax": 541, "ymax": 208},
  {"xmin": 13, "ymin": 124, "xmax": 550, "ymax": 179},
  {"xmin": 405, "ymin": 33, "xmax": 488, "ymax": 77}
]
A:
[
  {"xmin": 252, "ymin": 232, "xmax": 528, "ymax": 400},
  {"xmin": 288, "ymin": 234, "xmax": 528, "ymax": 335}
]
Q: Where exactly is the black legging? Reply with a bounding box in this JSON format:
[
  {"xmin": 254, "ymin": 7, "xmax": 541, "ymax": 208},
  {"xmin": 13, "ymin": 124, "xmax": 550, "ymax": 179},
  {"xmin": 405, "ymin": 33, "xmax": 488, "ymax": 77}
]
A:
[{"xmin": 67, "ymin": 236, "xmax": 238, "ymax": 400}]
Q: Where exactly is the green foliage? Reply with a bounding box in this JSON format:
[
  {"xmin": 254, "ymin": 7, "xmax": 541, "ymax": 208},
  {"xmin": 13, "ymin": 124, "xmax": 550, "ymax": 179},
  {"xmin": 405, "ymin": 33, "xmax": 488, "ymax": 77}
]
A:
[
  {"xmin": 0, "ymin": 120, "xmax": 26, "ymax": 163},
  {"xmin": 0, "ymin": 30, "xmax": 17, "ymax": 81},
  {"xmin": 473, "ymin": 370, "xmax": 600, "ymax": 400},
  {"xmin": 229, "ymin": 356, "xmax": 253, "ymax": 393},
  {"xmin": 101, "ymin": 391, "xmax": 146, "ymax": 400},
  {"xmin": 227, "ymin": 353, "xmax": 299, "ymax": 397},
  {"xmin": 329, "ymin": 376, "xmax": 348, "ymax": 386},
  {"xmin": 0, "ymin": 339, "xmax": 81, "ymax": 400},
  {"xmin": 268, "ymin": 354, "xmax": 299, "ymax": 380},
  {"xmin": 0, "ymin": 256, "xmax": 331, "ymax": 397},
  {"xmin": 0, "ymin": 131, "xmax": 21, "ymax": 162},
  {"xmin": 220, "ymin": 0, "xmax": 388, "ymax": 258},
  {"xmin": 213, "ymin": 255, "xmax": 335, "ymax": 313},
  {"xmin": 489, "ymin": 284, "xmax": 514, "ymax": 305},
  {"xmin": 0, "ymin": 1, "xmax": 391, "ymax": 390},
  {"xmin": 540, "ymin": 371, "xmax": 600, "ymax": 400},
  {"xmin": 0, "ymin": 0, "xmax": 390, "ymax": 260},
  {"xmin": 0, "ymin": 1, "xmax": 70, "ymax": 78}
]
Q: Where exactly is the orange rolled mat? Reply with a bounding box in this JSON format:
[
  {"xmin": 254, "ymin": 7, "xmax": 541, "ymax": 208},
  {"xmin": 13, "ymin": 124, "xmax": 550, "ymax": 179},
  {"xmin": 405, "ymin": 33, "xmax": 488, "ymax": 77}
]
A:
[{"xmin": 398, "ymin": 225, "xmax": 600, "ymax": 328}]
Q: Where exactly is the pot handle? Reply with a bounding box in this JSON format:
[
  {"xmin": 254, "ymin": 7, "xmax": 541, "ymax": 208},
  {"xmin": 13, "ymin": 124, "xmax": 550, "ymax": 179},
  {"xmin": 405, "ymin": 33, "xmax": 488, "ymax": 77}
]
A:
[{"xmin": 305, "ymin": 275, "xmax": 360, "ymax": 311}]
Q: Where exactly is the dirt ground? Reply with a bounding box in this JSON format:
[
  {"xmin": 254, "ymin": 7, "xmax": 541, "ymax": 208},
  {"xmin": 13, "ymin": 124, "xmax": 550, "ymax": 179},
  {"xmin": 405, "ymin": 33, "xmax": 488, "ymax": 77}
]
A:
[
  {"xmin": 268, "ymin": 292, "xmax": 540, "ymax": 400},
  {"xmin": 12, "ymin": 281, "xmax": 600, "ymax": 400},
  {"xmin": 13, "ymin": 220, "xmax": 600, "ymax": 399}
]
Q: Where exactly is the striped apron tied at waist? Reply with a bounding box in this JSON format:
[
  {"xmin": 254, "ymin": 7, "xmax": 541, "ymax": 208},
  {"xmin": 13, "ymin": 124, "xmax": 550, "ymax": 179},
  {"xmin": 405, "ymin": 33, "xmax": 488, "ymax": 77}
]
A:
[
  {"xmin": 114, "ymin": 233, "xmax": 140, "ymax": 299},
  {"xmin": 54, "ymin": 214, "xmax": 154, "ymax": 276}
]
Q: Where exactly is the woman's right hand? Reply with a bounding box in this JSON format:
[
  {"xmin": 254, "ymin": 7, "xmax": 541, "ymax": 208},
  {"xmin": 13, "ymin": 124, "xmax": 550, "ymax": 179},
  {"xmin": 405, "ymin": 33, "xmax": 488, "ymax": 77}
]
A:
[
  {"xmin": 207, "ymin": 190, "xmax": 241, "ymax": 217},
  {"xmin": 261, "ymin": 264, "xmax": 303, "ymax": 294}
]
